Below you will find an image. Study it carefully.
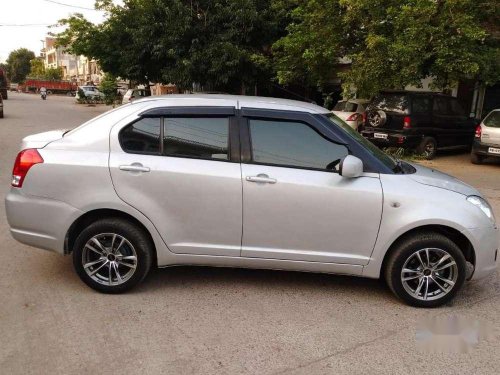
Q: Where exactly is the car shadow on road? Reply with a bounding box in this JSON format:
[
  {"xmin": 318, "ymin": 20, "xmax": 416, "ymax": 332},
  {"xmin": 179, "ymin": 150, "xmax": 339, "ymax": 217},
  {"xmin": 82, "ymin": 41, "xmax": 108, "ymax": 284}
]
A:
[{"xmin": 139, "ymin": 265, "xmax": 394, "ymax": 302}]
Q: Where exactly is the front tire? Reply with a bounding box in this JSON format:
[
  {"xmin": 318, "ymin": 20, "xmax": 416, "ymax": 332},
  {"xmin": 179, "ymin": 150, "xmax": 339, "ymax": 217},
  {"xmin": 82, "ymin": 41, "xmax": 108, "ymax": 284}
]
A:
[
  {"xmin": 73, "ymin": 218, "xmax": 153, "ymax": 293},
  {"xmin": 384, "ymin": 232, "xmax": 466, "ymax": 307}
]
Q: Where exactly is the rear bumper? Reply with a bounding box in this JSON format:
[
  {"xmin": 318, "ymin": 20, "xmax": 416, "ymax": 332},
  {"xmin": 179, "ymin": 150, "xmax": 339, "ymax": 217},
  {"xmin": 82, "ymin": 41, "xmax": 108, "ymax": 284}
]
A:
[
  {"xmin": 471, "ymin": 139, "xmax": 500, "ymax": 157},
  {"xmin": 464, "ymin": 225, "xmax": 499, "ymax": 280},
  {"xmin": 361, "ymin": 129, "xmax": 421, "ymax": 148},
  {"xmin": 5, "ymin": 189, "xmax": 82, "ymax": 254}
]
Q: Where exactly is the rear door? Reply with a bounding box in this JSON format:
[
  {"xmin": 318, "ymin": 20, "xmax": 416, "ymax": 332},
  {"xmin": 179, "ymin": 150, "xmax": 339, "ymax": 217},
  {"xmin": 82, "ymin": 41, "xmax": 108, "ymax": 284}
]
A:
[{"xmin": 109, "ymin": 107, "xmax": 243, "ymax": 257}]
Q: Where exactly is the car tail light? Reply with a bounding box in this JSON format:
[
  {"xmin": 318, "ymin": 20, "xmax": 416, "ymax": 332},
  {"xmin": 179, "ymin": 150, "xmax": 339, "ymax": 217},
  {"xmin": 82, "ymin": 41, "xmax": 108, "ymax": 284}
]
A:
[
  {"xmin": 362, "ymin": 111, "xmax": 367, "ymax": 125},
  {"xmin": 403, "ymin": 116, "xmax": 411, "ymax": 129},
  {"xmin": 346, "ymin": 113, "xmax": 360, "ymax": 121},
  {"xmin": 475, "ymin": 124, "xmax": 482, "ymax": 138},
  {"xmin": 11, "ymin": 149, "xmax": 44, "ymax": 188}
]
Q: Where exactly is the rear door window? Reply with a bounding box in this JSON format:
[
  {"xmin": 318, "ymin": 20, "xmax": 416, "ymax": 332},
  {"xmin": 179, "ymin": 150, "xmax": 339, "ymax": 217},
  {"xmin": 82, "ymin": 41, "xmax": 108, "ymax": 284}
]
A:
[{"xmin": 163, "ymin": 117, "xmax": 230, "ymax": 160}]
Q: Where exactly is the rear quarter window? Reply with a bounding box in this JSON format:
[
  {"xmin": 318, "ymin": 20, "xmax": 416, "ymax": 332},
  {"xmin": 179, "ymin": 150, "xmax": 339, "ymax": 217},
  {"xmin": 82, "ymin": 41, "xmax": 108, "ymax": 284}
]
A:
[
  {"xmin": 483, "ymin": 111, "xmax": 500, "ymax": 128},
  {"xmin": 368, "ymin": 94, "xmax": 408, "ymax": 114}
]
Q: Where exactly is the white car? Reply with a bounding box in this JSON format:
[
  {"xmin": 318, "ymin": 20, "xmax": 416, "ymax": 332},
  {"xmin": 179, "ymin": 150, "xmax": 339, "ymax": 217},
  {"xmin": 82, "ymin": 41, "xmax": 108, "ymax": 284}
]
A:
[
  {"xmin": 122, "ymin": 88, "xmax": 150, "ymax": 104},
  {"xmin": 76, "ymin": 86, "xmax": 105, "ymax": 100},
  {"xmin": 471, "ymin": 109, "xmax": 500, "ymax": 164},
  {"xmin": 5, "ymin": 95, "xmax": 499, "ymax": 307},
  {"xmin": 332, "ymin": 99, "xmax": 369, "ymax": 130}
]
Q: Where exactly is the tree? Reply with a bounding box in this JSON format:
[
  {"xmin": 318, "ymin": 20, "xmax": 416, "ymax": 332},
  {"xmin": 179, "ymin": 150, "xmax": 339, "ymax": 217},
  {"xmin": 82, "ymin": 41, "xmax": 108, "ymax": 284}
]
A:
[
  {"xmin": 29, "ymin": 59, "xmax": 46, "ymax": 78},
  {"xmin": 44, "ymin": 67, "xmax": 63, "ymax": 80},
  {"xmin": 55, "ymin": 0, "xmax": 292, "ymax": 93},
  {"xmin": 29, "ymin": 59, "xmax": 64, "ymax": 80},
  {"xmin": 274, "ymin": 0, "xmax": 500, "ymax": 97},
  {"xmin": 99, "ymin": 73, "xmax": 118, "ymax": 105},
  {"xmin": 6, "ymin": 48, "xmax": 36, "ymax": 83}
]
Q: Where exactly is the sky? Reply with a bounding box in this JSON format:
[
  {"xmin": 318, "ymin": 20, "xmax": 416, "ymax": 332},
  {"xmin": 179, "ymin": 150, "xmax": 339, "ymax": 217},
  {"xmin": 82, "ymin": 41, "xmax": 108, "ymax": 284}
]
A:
[{"xmin": 0, "ymin": 0, "xmax": 120, "ymax": 63}]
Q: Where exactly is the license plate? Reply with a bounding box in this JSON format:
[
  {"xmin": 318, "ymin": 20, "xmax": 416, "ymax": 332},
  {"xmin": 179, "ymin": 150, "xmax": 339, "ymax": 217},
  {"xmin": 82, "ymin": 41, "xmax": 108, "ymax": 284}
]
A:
[
  {"xmin": 488, "ymin": 147, "xmax": 500, "ymax": 155},
  {"xmin": 374, "ymin": 133, "xmax": 388, "ymax": 140}
]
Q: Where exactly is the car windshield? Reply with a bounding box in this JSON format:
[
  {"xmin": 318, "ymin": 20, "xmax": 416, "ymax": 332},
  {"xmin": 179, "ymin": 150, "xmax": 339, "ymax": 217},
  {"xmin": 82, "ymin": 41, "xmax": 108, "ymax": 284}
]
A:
[
  {"xmin": 483, "ymin": 111, "xmax": 500, "ymax": 128},
  {"xmin": 325, "ymin": 113, "xmax": 400, "ymax": 172},
  {"xmin": 369, "ymin": 93, "xmax": 408, "ymax": 114}
]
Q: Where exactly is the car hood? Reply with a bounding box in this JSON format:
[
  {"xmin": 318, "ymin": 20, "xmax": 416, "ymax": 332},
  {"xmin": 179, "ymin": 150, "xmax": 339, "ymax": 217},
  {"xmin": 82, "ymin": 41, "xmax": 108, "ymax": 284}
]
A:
[{"xmin": 408, "ymin": 163, "xmax": 480, "ymax": 197}]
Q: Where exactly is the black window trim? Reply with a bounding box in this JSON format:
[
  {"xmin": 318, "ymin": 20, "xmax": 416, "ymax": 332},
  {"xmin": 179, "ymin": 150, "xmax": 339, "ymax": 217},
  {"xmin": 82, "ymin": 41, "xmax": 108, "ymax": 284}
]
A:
[{"xmin": 119, "ymin": 109, "xmax": 240, "ymax": 163}]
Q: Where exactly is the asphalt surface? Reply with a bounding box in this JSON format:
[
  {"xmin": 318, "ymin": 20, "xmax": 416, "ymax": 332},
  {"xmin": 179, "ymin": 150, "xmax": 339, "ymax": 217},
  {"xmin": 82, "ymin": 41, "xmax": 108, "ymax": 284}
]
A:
[{"xmin": 1, "ymin": 92, "xmax": 499, "ymax": 374}]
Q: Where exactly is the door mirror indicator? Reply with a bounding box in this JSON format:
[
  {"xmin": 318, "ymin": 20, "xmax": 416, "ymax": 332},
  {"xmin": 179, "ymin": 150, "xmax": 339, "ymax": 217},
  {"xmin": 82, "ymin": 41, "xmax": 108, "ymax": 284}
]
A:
[{"xmin": 339, "ymin": 155, "xmax": 363, "ymax": 178}]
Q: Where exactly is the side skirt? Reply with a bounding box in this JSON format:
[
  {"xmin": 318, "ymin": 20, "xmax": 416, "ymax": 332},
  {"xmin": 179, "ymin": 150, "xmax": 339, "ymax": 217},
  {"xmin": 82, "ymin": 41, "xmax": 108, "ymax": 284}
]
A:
[{"xmin": 157, "ymin": 254, "xmax": 364, "ymax": 277}]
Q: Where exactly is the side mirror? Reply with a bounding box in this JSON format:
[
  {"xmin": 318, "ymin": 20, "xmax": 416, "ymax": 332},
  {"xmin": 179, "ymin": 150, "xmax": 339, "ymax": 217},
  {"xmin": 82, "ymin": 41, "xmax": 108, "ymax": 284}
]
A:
[{"xmin": 339, "ymin": 155, "xmax": 363, "ymax": 178}]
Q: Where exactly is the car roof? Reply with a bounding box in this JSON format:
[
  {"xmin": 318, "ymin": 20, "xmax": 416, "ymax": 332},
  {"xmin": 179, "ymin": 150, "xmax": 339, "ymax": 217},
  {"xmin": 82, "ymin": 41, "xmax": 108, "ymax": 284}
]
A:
[{"xmin": 131, "ymin": 94, "xmax": 330, "ymax": 114}]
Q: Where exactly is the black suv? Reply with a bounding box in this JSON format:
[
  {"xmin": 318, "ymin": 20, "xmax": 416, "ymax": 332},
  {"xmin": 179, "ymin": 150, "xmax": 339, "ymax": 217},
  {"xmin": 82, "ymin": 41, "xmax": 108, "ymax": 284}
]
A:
[{"xmin": 361, "ymin": 91, "xmax": 476, "ymax": 159}]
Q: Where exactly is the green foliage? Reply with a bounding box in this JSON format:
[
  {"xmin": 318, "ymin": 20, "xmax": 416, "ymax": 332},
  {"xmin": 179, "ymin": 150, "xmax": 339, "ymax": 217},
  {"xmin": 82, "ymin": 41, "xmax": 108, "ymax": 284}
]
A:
[
  {"xmin": 383, "ymin": 147, "xmax": 426, "ymax": 161},
  {"xmin": 44, "ymin": 67, "xmax": 63, "ymax": 80},
  {"xmin": 274, "ymin": 0, "xmax": 500, "ymax": 97},
  {"xmin": 29, "ymin": 59, "xmax": 46, "ymax": 78},
  {"xmin": 76, "ymin": 88, "xmax": 88, "ymax": 104},
  {"xmin": 99, "ymin": 73, "xmax": 118, "ymax": 105},
  {"xmin": 5, "ymin": 48, "xmax": 36, "ymax": 83},
  {"xmin": 29, "ymin": 59, "xmax": 64, "ymax": 80},
  {"xmin": 55, "ymin": 1, "xmax": 292, "ymax": 92},
  {"xmin": 54, "ymin": 0, "xmax": 499, "ymax": 97}
]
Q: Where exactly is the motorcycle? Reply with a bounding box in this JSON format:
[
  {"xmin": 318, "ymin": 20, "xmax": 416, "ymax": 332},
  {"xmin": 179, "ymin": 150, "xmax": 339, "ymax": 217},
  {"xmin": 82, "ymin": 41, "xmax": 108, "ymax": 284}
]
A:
[{"xmin": 41, "ymin": 91, "xmax": 47, "ymax": 100}]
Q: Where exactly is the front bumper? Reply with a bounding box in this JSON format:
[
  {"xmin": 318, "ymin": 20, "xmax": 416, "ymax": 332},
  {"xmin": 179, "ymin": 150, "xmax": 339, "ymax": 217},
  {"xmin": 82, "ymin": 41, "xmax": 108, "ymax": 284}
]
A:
[
  {"xmin": 471, "ymin": 139, "xmax": 500, "ymax": 158},
  {"xmin": 361, "ymin": 129, "xmax": 421, "ymax": 148},
  {"xmin": 5, "ymin": 189, "xmax": 82, "ymax": 254},
  {"xmin": 464, "ymin": 225, "xmax": 499, "ymax": 280}
]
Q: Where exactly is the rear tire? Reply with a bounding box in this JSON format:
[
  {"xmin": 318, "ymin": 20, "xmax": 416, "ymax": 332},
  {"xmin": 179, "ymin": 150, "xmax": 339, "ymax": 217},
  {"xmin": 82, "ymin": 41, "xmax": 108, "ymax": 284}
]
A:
[
  {"xmin": 384, "ymin": 232, "xmax": 466, "ymax": 308},
  {"xmin": 72, "ymin": 218, "xmax": 153, "ymax": 293},
  {"xmin": 417, "ymin": 136, "xmax": 437, "ymax": 160},
  {"xmin": 470, "ymin": 151, "xmax": 484, "ymax": 165}
]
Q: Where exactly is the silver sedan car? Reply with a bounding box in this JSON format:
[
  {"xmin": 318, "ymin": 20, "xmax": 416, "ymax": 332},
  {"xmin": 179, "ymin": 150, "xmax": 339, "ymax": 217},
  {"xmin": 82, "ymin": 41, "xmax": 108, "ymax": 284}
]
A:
[{"xmin": 5, "ymin": 95, "xmax": 499, "ymax": 307}]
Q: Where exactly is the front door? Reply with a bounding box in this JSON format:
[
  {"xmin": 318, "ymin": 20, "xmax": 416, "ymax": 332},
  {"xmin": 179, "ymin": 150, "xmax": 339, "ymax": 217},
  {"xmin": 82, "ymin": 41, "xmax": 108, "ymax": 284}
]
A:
[
  {"xmin": 241, "ymin": 117, "xmax": 383, "ymax": 265},
  {"xmin": 109, "ymin": 113, "xmax": 242, "ymax": 257}
]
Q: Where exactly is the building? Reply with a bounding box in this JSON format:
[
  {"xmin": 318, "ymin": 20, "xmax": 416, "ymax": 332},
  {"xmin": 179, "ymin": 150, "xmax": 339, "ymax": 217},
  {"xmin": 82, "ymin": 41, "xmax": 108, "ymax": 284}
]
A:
[{"xmin": 42, "ymin": 37, "xmax": 103, "ymax": 85}]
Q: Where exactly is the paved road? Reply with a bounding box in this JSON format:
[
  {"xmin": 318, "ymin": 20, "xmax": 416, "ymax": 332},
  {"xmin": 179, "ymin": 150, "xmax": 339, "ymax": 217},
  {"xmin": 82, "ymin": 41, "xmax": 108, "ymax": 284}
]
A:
[{"xmin": 1, "ymin": 92, "xmax": 499, "ymax": 374}]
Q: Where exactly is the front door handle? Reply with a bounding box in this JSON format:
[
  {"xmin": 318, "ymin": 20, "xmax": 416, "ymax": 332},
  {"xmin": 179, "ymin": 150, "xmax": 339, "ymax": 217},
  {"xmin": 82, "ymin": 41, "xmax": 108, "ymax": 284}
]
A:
[
  {"xmin": 119, "ymin": 164, "xmax": 150, "ymax": 173},
  {"xmin": 246, "ymin": 174, "xmax": 277, "ymax": 184}
]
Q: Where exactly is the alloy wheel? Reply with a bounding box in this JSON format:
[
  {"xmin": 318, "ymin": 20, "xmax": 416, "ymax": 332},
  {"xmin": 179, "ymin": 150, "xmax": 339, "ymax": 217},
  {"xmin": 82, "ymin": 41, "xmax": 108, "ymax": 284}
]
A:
[
  {"xmin": 81, "ymin": 233, "xmax": 138, "ymax": 286},
  {"xmin": 401, "ymin": 248, "xmax": 459, "ymax": 301}
]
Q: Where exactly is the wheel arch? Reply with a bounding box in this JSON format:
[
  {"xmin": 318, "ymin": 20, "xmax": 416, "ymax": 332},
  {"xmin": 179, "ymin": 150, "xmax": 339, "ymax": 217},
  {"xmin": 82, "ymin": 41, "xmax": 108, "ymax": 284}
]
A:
[
  {"xmin": 64, "ymin": 208, "xmax": 158, "ymax": 266},
  {"xmin": 380, "ymin": 224, "xmax": 475, "ymax": 279}
]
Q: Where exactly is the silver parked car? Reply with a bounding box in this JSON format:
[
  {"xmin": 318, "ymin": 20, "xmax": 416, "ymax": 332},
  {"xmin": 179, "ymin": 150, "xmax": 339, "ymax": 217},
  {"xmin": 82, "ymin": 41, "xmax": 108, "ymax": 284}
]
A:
[
  {"xmin": 332, "ymin": 99, "xmax": 369, "ymax": 130},
  {"xmin": 471, "ymin": 109, "xmax": 500, "ymax": 164},
  {"xmin": 5, "ymin": 95, "xmax": 498, "ymax": 307}
]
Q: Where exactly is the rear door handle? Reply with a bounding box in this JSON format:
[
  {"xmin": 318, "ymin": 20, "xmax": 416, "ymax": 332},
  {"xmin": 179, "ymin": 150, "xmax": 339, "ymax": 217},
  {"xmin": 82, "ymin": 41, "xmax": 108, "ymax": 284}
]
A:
[
  {"xmin": 246, "ymin": 174, "xmax": 277, "ymax": 184},
  {"xmin": 119, "ymin": 164, "xmax": 150, "ymax": 173}
]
